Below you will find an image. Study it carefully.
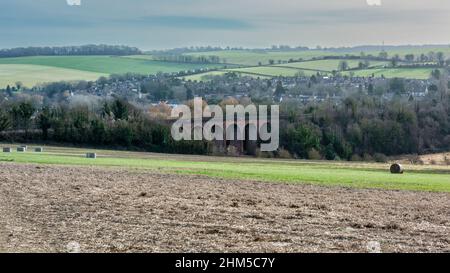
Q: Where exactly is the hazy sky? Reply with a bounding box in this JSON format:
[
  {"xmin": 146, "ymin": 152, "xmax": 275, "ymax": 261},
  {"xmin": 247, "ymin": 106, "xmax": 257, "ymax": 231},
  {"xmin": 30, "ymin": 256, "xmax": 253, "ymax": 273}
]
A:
[{"xmin": 1, "ymin": 0, "xmax": 449, "ymax": 49}]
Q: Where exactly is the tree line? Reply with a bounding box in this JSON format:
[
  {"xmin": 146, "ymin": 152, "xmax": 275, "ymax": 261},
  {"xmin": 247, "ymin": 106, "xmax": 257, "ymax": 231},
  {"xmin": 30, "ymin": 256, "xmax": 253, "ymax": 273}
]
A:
[
  {"xmin": 280, "ymin": 89, "xmax": 450, "ymax": 161},
  {"xmin": 0, "ymin": 98, "xmax": 207, "ymax": 155},
  {"xmin": 152, "ymin": 54, "xmax": 222, "ymax": 64},
  {"xmin": 0, "ymin": 45, "xmax": 142, "ymax": 58},
  {"xmin": 1, "ymin": 90, "xmax": 449, "ymax": 161}
]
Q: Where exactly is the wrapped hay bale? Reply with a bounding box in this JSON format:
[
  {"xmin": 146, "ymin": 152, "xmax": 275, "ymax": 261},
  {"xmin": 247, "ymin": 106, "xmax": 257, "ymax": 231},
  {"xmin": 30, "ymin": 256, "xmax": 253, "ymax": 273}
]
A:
[
  {"xmin": 390, "ymin": 163, "xmax": 404, "ymax": 174},
  {"xmin": 35, "ymin": 147, "xmax": 44, "ymax": 152},
  {"xmin": 17, "ymin": 147, "xmax": 26, "ymax": 152},
  {"xmin": 86, "ymin": 153, "xmax": 97, "ymax": 159},
  {"xmin": 3, "ymin": 147, "xmax": 12, "ymax": 153}
]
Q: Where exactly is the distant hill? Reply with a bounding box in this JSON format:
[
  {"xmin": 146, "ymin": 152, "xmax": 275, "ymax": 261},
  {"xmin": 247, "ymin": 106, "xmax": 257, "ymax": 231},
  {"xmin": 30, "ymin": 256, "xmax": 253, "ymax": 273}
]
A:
[
  {"xmin": 325, "ymin": 44, "xmax": 450, "ymax": 53},
  {"xmin": 0, "ymin": 44, "xmax": 447, "ymax": 88}
]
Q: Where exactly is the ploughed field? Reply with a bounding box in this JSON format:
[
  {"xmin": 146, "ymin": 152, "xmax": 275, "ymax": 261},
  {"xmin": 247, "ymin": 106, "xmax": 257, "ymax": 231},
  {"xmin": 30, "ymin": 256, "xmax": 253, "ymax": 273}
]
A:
[
  {"xmin": 0, "ymin": 146, "xmax": 449, "ymax": 253},
  {"xmin": 0, "ymin": 163, "xmax": 449, "ymax": 253}
]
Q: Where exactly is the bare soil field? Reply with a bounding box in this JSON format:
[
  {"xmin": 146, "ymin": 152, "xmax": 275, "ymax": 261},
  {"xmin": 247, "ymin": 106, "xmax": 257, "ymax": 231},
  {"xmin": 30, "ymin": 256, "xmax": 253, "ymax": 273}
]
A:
[{"xmin": 0, "ymin": 162, "xmax": 449, "ymax": 253}]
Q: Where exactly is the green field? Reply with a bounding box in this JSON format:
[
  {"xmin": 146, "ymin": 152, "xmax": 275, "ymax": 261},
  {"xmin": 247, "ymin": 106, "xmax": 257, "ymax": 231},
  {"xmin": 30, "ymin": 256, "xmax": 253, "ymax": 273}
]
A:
[
  {"xmin": 185, "ymin": 50, "xmax": 337, "ymax": 66},
  {"xmin": 186, "ymin": 47, "xmax": 450, "ymax": 66},
  {"xmin": 343, "ymin": 68, "xmax": 433, "ymax": 79},
  {"xmin": 121, "ymin": 54, "xmax": 155, "ymax": 61},
  {"xmin": 1, "ymin": 145, "xmax": 449, "ymax": 192},
  {"xmin": 0, "ymin": 56, "xmax": 221, "ymax": 87},
  {"xmin": 187, "ymin": 62, "xmax": 433, "ymax": 80},
  {"xmin": 364, "ymin": 47, "xmax": 450, "ymax": 59},
  {"xmin": 183, "ymin": 49, "xmax": 441, "ymax": 80},
  {"xmin": 276, "ymin": 59, "xmax": 390, "ymax": 72},
  {"xmin": 0, "ymin": 64, "xmax": 107, "ymax": 88},
  {"xmin": 0, "ymin": 56, "xmax": 220, "ymax": 74},
  {"xmin": 183, "ymin": 70, "xmax": 273, "ymax": 81},
  {"xmin": 225, "ymin": 66, "xmax": 317, "ymax": 77},
  {"xmin": 0, "ymin": 48, "xmax": 442, "ymax": 87}
]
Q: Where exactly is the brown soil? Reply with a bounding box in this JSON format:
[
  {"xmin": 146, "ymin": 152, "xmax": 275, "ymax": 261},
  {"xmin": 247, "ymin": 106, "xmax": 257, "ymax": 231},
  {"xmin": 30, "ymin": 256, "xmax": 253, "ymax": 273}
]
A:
[{"xmin": 0, "ymin": 162, "xmax": 449, "ymax": 253}]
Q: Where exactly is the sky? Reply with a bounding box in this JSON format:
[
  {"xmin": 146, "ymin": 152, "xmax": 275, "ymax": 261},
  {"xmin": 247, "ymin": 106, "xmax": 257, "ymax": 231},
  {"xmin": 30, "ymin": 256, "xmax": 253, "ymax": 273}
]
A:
[{"xmin": 0, "ymin": 0, "xmax": 449, "ymax": 50}]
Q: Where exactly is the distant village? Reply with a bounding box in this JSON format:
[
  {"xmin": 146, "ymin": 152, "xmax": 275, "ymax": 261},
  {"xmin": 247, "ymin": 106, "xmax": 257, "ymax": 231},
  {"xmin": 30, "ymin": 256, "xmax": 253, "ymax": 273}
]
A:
[
  {"xmin": 3, "ymin": 72, "xmax": 435, "ymax": 115},
  {"xmin": 21, "ymin": 74, "xmax": 436, "ymax": 112}
]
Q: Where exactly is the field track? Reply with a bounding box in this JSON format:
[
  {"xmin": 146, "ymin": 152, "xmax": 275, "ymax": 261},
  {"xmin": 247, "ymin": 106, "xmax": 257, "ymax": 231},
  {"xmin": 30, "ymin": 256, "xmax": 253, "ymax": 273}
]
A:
[{"xmin": 0, "ymin": 162, "xmax": 448, "ymax": 253}]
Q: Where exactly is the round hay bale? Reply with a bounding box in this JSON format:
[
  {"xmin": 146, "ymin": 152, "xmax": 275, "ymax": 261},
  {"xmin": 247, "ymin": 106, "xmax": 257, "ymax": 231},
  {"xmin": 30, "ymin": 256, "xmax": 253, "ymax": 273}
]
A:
[{"xmin": 390, "ymin": 163, "xmax": 404, "ymax": 174}]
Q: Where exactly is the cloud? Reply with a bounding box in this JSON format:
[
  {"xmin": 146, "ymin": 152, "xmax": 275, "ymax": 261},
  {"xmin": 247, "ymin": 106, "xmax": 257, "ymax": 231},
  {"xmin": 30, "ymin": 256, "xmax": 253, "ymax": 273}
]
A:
[
  {"xmin": 128, "ymin": 16, "xmax": 252, "ymax": 30},
  {"xmin": 1, "ymin": 0, "xmax": 450, "ymax": 49},
  {"xmin": 366, "ymin": 0, "xmax": 382, "ymax": 6},
  {"xmin": 66, "ymin": 0, "xmax": 81, "ymax": 6}
]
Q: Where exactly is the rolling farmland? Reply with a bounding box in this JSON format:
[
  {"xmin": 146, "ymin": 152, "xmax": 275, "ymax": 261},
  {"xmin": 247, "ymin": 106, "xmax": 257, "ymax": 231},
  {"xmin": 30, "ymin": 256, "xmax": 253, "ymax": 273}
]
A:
[
  {"xmin": 0, "ymin": 49, "xmax": 442, "ymax": 87},
  {"xmin": 0, "ymin": 145, "xmax": 449, "ymax": 252},
  {"xmin": 184, "ymin": 49, "xmax": 339, "ymax": 66},
  {"xmin": 0, "ymin": 56, "xmax": 220, "ymax": 74},
  {"xmin": 363, "ymin": 47, "xmax": 450, "ymax": 59},
  {"xmin": 0, "ymin": 47, "xmax": 443, "ymax": 87},
  {"xmin": 186, "ymin": 63, "xmax": 434, "ymax": 81},
  {"xmin": 275, "ymin": 59, "xmax": 390, "ymax": 71},
  {"xmin": 182, "ymin": 49, "xmax": 439, "ymax": 81},
  {"xmin": 343, "ymin": 67, "xmax": 434, "ymax": 79},
  {"xmin": 184, "ymin": 47, "xmax": 450, "ymax": 66},
  {"xmin": 0, "ymin": 56, "xmax": 221, "ymax": 88},
  {"xmin": 224, "ymin": 66, "xmax": 308, "ymax": 78},
  {"xmin": 0, "ymin": 64, "xmax": 107, "ymax": 88}
]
